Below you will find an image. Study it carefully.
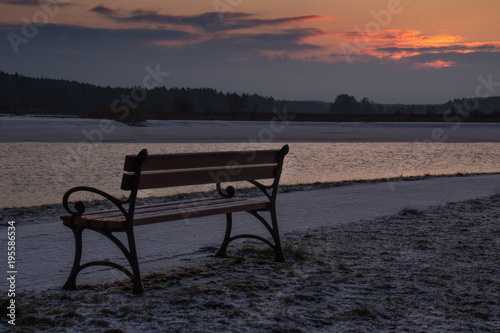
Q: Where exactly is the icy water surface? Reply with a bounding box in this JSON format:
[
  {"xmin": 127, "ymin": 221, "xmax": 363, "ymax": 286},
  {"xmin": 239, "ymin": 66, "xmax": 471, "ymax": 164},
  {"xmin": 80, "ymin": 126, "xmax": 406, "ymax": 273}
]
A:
[{"xmin": 1, "ymin": 142, "xmax": 499, "ymax": 208}]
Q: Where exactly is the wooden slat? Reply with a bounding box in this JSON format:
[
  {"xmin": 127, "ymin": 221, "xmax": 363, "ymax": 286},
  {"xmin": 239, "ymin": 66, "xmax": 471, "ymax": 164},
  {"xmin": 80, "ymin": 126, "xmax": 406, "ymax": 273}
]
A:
[
  {"xmin": 121, "ymin": 165, "xmax": 277, "ymax": 191},
  {"xmin": 73, "ymin": 197, "xmax": 225, "ymax": 220},
  {"xmin": 62, "ymin": 197, "xmax": 270, "ymax": 230},
  {"xmin": 133, "ymin": 199, "xmax": 269, "ymax": 226},
  {"xmin": 61, "ymin": 215, "xmax": 126, "ymax": 230},
  {"xmin": 124, "ymin": 150, "xmax": 280, "ymax": 172}
]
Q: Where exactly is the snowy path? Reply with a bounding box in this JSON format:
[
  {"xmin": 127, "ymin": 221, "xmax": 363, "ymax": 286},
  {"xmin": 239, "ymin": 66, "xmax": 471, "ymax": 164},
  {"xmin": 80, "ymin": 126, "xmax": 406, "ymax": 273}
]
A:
[{"xmin": 2, "ymin": 174, "xmax": 499, "ymax": 293}]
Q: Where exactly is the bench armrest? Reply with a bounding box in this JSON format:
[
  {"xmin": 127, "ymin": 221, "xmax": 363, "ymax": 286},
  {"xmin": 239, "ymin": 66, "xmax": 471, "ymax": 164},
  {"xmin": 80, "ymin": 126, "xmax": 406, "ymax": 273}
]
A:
[
  {"xmin": 247, "ymin": 180, "xmax": 274, "ymax": 201},
  {"xmin": 62, "ymin": 186, "xmax": 128, "ymax": 217}
]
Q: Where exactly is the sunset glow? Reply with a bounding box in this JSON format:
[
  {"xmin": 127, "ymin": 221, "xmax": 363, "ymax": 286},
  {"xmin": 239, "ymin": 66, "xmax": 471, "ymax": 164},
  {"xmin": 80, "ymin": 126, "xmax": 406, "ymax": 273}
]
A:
[
  {"xmin": 413, "ymin": 60, "xmax": 457, "ymax": 69},
  {"xmin": 1, "ymin": 0, "xmax": 499, "ymax": 103}
]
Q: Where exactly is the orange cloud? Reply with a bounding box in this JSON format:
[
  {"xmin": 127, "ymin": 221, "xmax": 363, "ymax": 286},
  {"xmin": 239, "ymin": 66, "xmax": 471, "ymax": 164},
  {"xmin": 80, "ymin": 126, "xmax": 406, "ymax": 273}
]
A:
[
  {"xmin": 317, "ymin": 29, "xmax": 500, "ymax": 66},
  {"xmin": 412, "ymin": 60, "xmax": 457, "ymax": 69},
  {"xmin": 358, "ymin": 30, "xmax": 465, "ymax": 59}
]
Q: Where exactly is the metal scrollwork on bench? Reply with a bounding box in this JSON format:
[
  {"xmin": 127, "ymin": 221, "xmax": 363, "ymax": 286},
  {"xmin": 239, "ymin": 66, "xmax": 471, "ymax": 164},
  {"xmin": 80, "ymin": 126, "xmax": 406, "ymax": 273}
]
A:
[
  {"xmin": 248, "ymin": 180, "xmax": 273, "ymax": 201},
  {"xmin": 217, "ymin": 183, "xmax": 236, "ymax": 198},
  {"xmin": 62, "ymin": 186, "xmax": 129, "ymax": 218}
]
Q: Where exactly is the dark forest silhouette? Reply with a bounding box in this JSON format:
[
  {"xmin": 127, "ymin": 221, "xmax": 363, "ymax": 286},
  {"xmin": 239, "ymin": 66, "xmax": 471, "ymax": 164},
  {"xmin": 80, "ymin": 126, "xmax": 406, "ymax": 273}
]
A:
[{"xmin": 1, "ymin": 71, "xmax": 499, "ymax": 124}]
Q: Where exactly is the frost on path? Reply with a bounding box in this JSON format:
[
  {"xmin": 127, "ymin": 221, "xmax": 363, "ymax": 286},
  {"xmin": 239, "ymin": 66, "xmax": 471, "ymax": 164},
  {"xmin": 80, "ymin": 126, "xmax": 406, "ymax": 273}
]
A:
[{"xmin": 4, "ymin": 194, "xmax": 500, "ymax": 332}]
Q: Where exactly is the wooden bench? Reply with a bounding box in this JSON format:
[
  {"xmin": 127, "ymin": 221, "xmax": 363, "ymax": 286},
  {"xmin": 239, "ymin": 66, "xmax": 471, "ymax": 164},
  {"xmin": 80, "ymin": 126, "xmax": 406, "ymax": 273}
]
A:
[{"xmin": 61, "ymin": 145, "xmax": 289, "ymax": 293}]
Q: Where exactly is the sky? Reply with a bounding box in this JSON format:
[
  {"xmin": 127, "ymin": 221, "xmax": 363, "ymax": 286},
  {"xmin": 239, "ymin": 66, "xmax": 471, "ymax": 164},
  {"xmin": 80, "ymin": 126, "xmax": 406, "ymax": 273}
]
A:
[{"xmin": 1, "ymin": 0, "xmax": 499, "ymax": 104}]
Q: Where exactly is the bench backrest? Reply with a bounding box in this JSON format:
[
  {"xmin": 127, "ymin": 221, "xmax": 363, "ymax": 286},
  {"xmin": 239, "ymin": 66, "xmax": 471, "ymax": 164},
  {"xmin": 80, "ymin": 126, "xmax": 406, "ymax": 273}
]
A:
[{"xmin": 120, "ymin": 145, "xmax": 289, "ymax": 191}]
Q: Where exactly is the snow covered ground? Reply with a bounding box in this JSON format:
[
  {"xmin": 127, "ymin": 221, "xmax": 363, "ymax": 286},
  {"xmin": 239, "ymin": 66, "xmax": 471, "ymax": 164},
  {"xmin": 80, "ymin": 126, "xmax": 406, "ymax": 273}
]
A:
[
  {"xmin": 1, "ymin": 174, "xmax": 499, "ymax": 331},
  {"xmin": 2, "ymin": 179, "xmax": 499, "ymax": 332}
]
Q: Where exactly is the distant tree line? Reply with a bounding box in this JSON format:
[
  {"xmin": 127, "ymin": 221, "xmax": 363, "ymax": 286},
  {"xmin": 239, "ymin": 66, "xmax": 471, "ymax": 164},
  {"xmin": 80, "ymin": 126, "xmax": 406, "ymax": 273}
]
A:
[
  {"xmin": 330, "ymin": 93, "xmax": 500, "ymax": 116},
  {"xmin": 0, "ymin": 71, "xmax": 328, "ymax": 117},
  {"xmin": 1, "ymin": 71, "xmax": 499, "ymax": 123}
]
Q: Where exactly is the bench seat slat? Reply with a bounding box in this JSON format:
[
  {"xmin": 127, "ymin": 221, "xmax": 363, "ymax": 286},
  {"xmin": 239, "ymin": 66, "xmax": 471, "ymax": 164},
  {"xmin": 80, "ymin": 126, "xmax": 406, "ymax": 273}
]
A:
[
  {"xmin": 71, "ymin": 197, "xmax": 228, "ymax": 220},
  {"xmin": 132, "ymin": 199, "xmax": 269, "ymax": 226},
  {"xmin": 77, "ymin": 197, "xmax": 250, "ymax": 221},
  {"xmin": 62, "ymin": 197, "xmax": 270, "ymax": 230}
]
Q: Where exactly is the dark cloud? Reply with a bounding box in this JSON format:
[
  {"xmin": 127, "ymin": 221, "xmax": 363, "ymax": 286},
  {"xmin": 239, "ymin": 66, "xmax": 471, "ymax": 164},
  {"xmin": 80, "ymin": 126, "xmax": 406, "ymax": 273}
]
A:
[
  {"xmin": 404, "ymin": 49, "xmax": 500, "ymax": 65},
  {"xmin": 89, "ymin": 5, "xmax": 324, "ymax": 32},
  {"xmin": 118, "ymin": 9, "xmax": 235, "ymax": 30},
  {"xmin": 89, "ymin": 4, "xmax": 116, "ymax": 15},
  {"xmin": 224, "ymin": 14, "xmax": 323, "ymax": 31},
  {"xmin": 221, "ymin": 29, "xmax": 323, "ymax": 51},
  {"xmin": 0, "ymin": 0, "xmax": 72, "ymax": 6},
  {"xmin": 0, "ymin": 23, "xmax": 196, "ymax": 51},
  {"xmin": 377, "ymin": 43, "xmax": 500, "ymax": 54},
  {"xmin": 1, "ymin": 0, "xmax": 44, "ymax": 5},
  {"xmin": 0, "ymin": 21, "xmax": 320, "ymax": 58},
  {"xmin": 83, "ymin": 6, "xmax": 327, "ymax": 56},
  {"xmin": 1, "ymin": 0, "xmax": 37, "ymax": 5}
]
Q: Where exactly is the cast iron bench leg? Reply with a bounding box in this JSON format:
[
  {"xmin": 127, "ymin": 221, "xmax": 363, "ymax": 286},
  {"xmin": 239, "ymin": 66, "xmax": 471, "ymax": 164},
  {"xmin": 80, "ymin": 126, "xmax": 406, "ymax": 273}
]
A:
[
  {"xmin": 215, "ymin": 211, "xmax": 286, "ymax": 262},
  {"xmin": 126, "ymin": 228, "xmax": 145, "ymax": 294},
  {"xmin": 62, "ymin": 225, "xmax": 84, "ymax": 291},
  {"xmin": 215, "ymin": 213, "xmax": 232, "ymax": 258},
  {"xmin": 270, "ymin": 208, "xmax": 286, "ymax": 262}
]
